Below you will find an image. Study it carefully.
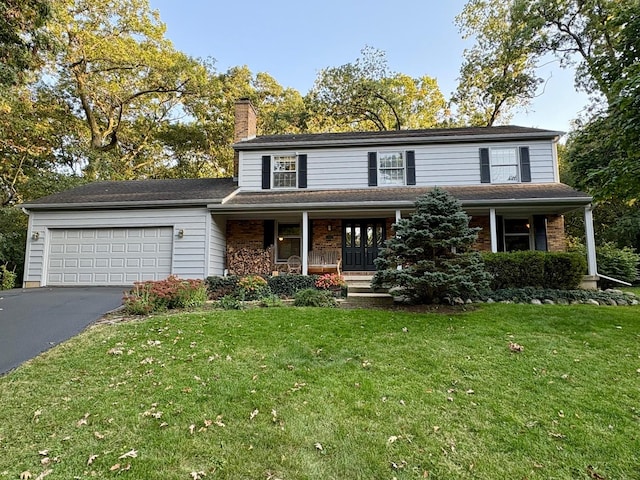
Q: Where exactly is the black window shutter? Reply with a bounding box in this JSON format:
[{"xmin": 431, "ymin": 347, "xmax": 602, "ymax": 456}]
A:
[
  {"xmin": 368, "ymin": 152, "xmax": 377, "ymax": 186},
  {"xmin": 406, "ymin": 150, "xmax": 416, "ymax": 185},
  {"xmin": 298, "ymin": 154, "xmax": 307, "ymax": 188},
  {"xmin": 261, "ymin": 155, "xmax": 271, "ymax": 189},
  {"xmin": 496, "ymin": 215, "xmax": 505, "ymax": 252},
  {"xmin": 520, "ymin": 147, "xmax": 531, "ymax": 182},
  {"xmin": 533, "ymin": 215, "xmax": 548, "ymax": 251},
  {"xmin": 480, "ymin": 148, "xmax": 490, "ymax": 183},
  {"xmin": 263, "ymin": 220, "xmax": 275, "ymax": 249}
]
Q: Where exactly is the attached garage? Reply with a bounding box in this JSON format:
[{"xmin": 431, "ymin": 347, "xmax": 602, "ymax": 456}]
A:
[
  {"xmin": 46, "ymin": 227, "xmax": 173, "ymax": 286},
  {"xmin": 21, "ymin": 178, "xmax": 236, "ymax": 287}
]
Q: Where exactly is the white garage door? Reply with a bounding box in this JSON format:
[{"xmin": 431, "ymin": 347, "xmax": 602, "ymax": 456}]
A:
[{"xmin": 47, "ymin": 227, "xmax": 173, "ymax": 286}]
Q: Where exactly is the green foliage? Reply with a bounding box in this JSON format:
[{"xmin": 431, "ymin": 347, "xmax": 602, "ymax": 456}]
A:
[
  {"xmin": 570, "ymin": 241, "xmax": 640, "ymax": 287},
  {"xmin": 308, "ymin": 46, "xmax": 446, "ymax": 131},
  {"xmin": 453, "ymin": 0, "xmax": 542, "ymax": 126},
  {"xmin": 238, "ymin": 274, "xmax": 270, "ymax": 300},
  {"xmin": 259, "ymin": 294, "xmax": 285, "ymax": 308},
  {"xmin": 0, "ymin": 0, "xmax": 52, "ymax": 86},
  {"xmin": 373, "ymin": 188, "xmax": 491, "ymax": 303},
  {"xmin": 485, "ymin": 287, "xmax": 637, "ymax": 305},
  {"xmin": 217, "ymin": 294, "xmax": 246, "ymax": 311},
  {"xmin": 267, "ymin": 274, "xmax": 319, "ymax": 298},
  {"xmin": 0, "ymin": 264, "xmax": 17, "ymax": 290},
  {"xmin": 293, "ymin": 288, "xmax": 338, "ymax": 308},
  {"xmin": 482, "ymin": 251, "xmax": 586, "ymax": 290},
  {"xmin": 206, "ymin": 275, "xmax": 239, "ymax": 300},
  {"xmin": 123, "ymin": 276, "xmax": 207, "ymax": 315}
]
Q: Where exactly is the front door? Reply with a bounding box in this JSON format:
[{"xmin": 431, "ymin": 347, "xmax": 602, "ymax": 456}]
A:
[{"xmin": 342, "ymin": 220, "xmax": 386, "ymax": 271}]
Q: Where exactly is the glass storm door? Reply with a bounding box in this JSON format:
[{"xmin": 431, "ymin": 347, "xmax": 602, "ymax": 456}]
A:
[{"xmin": 342, "ymin": 220, "xmax": 385, "ymax": 271}]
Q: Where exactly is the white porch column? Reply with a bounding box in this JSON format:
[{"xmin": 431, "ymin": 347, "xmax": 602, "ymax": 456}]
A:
[
  {"xmin": 584, "ymin": 205, "xmax": 598, "ymax": 276},
  {"xmin": 489, "ymin": 208, "xmax": 498, "ymax": 253},
  {"xmin": 302, "ymin": 211, "xmax": 309, "ymax": 275},
  {"xmin": 395, "ymin": 209, "xmax": 401, "ymax": 224}
]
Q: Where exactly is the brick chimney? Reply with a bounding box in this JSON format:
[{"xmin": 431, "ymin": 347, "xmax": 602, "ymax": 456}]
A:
[{"xmin": 233, "ymin": 99, "xmax": 257, "ymax": 180}]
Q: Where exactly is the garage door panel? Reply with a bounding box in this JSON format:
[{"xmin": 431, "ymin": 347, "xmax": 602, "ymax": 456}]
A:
[{"xmin": 47, "ymin": 227, "xmax": 173, "ymax": 286}]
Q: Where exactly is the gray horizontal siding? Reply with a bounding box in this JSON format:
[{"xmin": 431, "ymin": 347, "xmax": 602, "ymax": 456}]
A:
[
  {"xmin": 239, "ymin": 140, "xmax": 558, "ymax": 190},
  {"xmin": 209, "ymin": 215, "xmax": 226, "ymax": 276},
  {"xmin": 25, "ymin": 207, "xmax": 210, "ymax": 285}
]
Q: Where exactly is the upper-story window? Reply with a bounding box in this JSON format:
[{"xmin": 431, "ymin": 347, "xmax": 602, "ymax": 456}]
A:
[
  {"xmin": 378, "ymin": 151, "xmax": 405, "ymax": 185},
  {"xmin": 273, "ymin": 155, "xmax": 297, "ymax": 188},
  {"xmin": 368, "ymin": 150, "xmax": 416, "ymax": 187},
  {"xmin": 490, "ymin": 148, "xmax": 519, "ymax": 183},
  {"xmin": 480, "ymin": 146, "xmax": 531, "ymax": 184},
  {"xmin": 261, "ymin": 154, "xmax": 307, "ymax": 190}
]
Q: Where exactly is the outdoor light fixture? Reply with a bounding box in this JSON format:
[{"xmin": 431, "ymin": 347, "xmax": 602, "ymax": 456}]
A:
[
  {"xmin": 177, "ymin": 229, "xmax": 184, "ymax": 238},
  {"xmin": 31, "ymin": 231, "xmax": 40, "ymax": 240}
]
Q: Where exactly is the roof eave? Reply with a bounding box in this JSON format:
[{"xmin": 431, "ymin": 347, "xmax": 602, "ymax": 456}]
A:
[
  {"xmin": 208, "ymin": 196, "xmax": 592, "ymax": 213},
  {"xmin": 21, "ymin": 198, "xmax": 228, "ymax": 211},
  {"xmin": 233, "ymin": 131, "xmax": 564, "ymax": 151}
]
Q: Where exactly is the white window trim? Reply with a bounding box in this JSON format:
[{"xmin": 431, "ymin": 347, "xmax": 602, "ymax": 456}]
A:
[
  {"xmin": 502, "ymin": 216, "xmax": 533, "ymax": 251},
  {"xmin": 377, "ymin": 150, "xmax": 406, "ymax": 186},
  {"xmin": 489, "ymin": 147, "xmax": 520, "ymax": 184},
  {"xmin": 272, "ymin": 154, "xmax": 298, "ymax": 189}
]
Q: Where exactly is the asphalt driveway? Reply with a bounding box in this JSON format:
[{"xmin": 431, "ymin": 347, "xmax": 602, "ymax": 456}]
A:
[{"xmin": 0, "ymin": 287, "xmax": 124, "ymax": 375}]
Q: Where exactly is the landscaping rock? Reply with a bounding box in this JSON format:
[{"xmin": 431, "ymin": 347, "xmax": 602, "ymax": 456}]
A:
[
  {"xmin": 557, "ymin": 298, "xmax": 569, "ymax": 305},
  {"xmin": 452, "ymin": 297, "xmax": 465, "ymax": 305},
  {"xmin": 606, "ymin": 299, "xmax": 618, "ymax": 306},
  {"xmin": 465, "ymin": 299, "xmax": 473, "ymax": 304},
  {"xmin": 586, "ymin": 299, "xmax": 600, "ymax": 305},
  {"xmin": 631, "ymin": 300, "xmax": 639, "ymax": 306},
  {"xmin": 530, "ymin": 299, "xmax": 542, "ymax": 305},
  {"xmin": 571, "ymin": 300, "xmax": 582, "ymax": 305},
  {"xmin": 543, "ymin": 299, "xmax": 555, "ymax": 305},
  {"xmin": 617, "ymin": 299, "xmax": 628, "ymax": 306},
  {"xmin": 487, "ymin": 298, "xmax": 495, "ymax": 303}
]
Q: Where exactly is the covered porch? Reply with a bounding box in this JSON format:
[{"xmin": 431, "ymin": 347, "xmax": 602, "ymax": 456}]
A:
[{"xmin": 209, "ymin": 184, "xmax": 597, "ymax": 280}]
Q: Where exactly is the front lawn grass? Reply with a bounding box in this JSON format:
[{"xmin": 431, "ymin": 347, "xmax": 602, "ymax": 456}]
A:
[{"xmin": 1, "ymin": 304, "xmax": 639, "ymax": 479}]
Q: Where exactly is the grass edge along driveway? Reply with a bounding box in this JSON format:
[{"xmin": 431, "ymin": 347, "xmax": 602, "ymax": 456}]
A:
[{"xmin": 1, "ymin": 304, "xmax": 638, "ymax": 479}]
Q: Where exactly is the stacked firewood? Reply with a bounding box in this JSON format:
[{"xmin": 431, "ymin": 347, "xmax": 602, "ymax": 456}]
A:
[{"xmin": 227, "ymin": 246, "xmax": 273, "ymax": 276}]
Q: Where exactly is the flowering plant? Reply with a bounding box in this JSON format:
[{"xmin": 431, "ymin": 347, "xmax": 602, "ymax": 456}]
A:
[
  {"xmin": 315, "ymin": 273, "xmax": 346, "ymax": 290},
  {"xmin": 238, "ymin": 274, "xmax": 270, "ymax": 300}
]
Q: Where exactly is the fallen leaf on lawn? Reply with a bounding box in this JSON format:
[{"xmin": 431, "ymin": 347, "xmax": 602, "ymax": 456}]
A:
[
  {"xmin": 466, "ymin": 389, "xmax": 475, "ymax": 395},
  {"xmin": 388, "ymin": 436, "xmax": 399, "ymax": 444},
  {"xmin": 225, "ymin": 355, "xmax": 232, "ymax": 361},
  {"xmin": 34, "ymin": 470, "xmax": 52, "ymax": 480},
  {"xmin": 76, "ymin": 413, "xmax": 90, "ymax": 427},
  {"xmin": 118, "ymin": 449, "xmax": 137, "ymax": 459},
  {"xmin": 190, "ymin": 471, "xmax": 206, "ymax": 479},
  {"xmin": 433, "ymin": 426, "xmax": 440, "ymax": 432},
  {"xmin": 140, "ymin": 357, "xmax": 154, "ymax": 365},
  {"xmin": 38, "ymin": 450, "xmax": 48, "ymax": 456},
  {"xmin": 250, "ymin": 409, "xmax": 259, "ymax": 420},
  {"xmin": 20, "ymin": 471, "xmax": 32, "ymax": 479},
  {"xmin": 215, "ymin": 415, "xmax": 225, "ymax": 427},
  {"xmin": 110, "ymin": 464, "xmax": 120, "ymax": 472},
  {"xmin": 160, "ymin": 422, "xmax": 168, "ymax": 428},
  {"xmin": 189, "ymin": 424, "xmax": 196, "ymax": 434},
  {"xmin": 40, "ymin": 458, "xmax": 49, "ymax": 465},
  {"xmin": 271, "ymin": 410, "xmax": 277, "ymax": 422},
  {"xmin": 87, "ymin": 454, "xmax": 98, "ymax": 465},
  {"xmin": 314, "ymin": 442, "xmax": 323, "ymax": 451},
  {"xmin": 548, "ymin": 432, "xmax": 566, "ymax": 439},
  {"xmin": 509, "ymin": 342, "xmax": 524, "ymax": 353},
  {"xmin": 33, "ymin": 410, "xmax": 42, "ymax": 422},
  {"xmin": 586, "ymin": 465, "xmax": 606, "ymax": 480},
  {"xmin": 94, "ymin": 431, "xmax": 105, "ymax": 440},
  {"xmin": 204, "ymin": 419, "xmax": 213, "ymax": 427},
  {"xmin": 107, "ymin": 348, "xmax": 123, "ymax": 355},
  {"xmin": 402, "ymin": 327, "xmax": 408, "ymax": 333}
]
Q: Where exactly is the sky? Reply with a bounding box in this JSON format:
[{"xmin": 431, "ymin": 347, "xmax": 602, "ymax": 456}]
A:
[{"xmin": 148, "ymin": 0, "xmax": 590, "ymax": 135}]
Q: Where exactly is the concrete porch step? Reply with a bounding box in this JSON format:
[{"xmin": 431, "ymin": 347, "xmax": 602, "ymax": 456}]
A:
[{"xmin": 343, "ymin": 292, "xmax": 394, "ymax": 307}]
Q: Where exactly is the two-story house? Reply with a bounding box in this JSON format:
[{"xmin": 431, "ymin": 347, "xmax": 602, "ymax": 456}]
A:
[{"xmin": 21, "ymin": 99, "xmax": 598, "ymax": 288}]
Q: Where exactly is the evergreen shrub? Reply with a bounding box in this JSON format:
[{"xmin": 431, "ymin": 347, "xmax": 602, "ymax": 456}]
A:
[
  {"xmin": 483, "ymin": 251, "xmax": 585, "ymax": 290},
  {"xmin": 268, "ymin": 274, "xmax": 319, "ymax": 298},
  {"xmin": 206, "ymin": 275, "xmax": 239, "ymax": 299}
]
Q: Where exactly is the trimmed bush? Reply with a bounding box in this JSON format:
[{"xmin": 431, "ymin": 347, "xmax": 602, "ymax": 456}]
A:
[
  {"xmin": 482, "ymin": 251, "xmax": 585, "ymax": 290},
  {"xmin": 206, "ymin": 275, "xmax": 239, "ymax": 299},
  {"xmin": 267, "ymin": 274, "xmax": 319, "ymax": 298},
  {"xmin": 595, "ymin": 243, "xmax": 639, "ymax": 287},
  {"xmin": 293, "ymin": 288, "xmax": 338, "ymax": 308}
]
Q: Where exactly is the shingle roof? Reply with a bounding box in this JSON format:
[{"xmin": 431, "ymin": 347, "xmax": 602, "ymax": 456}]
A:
[
  {"xmin": 234, "ymin": 125, "xmax": 563, "ymax": 150},
  {"xmin": 22, "ymin": 178, "xmax": 237, "ymax": 209},
  {"xmin": 220, "ymin": 183, "xmax": 590, "ymax": 210}
]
